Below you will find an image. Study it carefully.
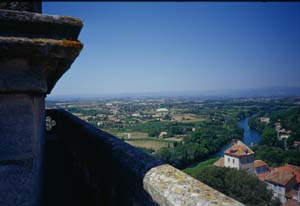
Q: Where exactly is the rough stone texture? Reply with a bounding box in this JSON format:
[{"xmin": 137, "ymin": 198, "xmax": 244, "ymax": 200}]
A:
[
  {"xmin": 0, "ymin": 94, "xmax": 45, "ymax": 206},
  {"xmin": 0, "ymin": 165, "xmax": 34, "ymax": 206},
  {"xmin": 0, "ymin": 94, "xmax": 44, "ymax": 155},
  {"xmin": 144, "ymin": 165, "xmax": 245, "ymax": 206},
  {"xmin": 0, "ymin": 5, "xmax": 83, "ymax": 206},
  {"xmin": 0, "ymin": 8, "xmax": 83, "ymax": 94},
  {"xmin": 0, "ymin": 38, "xmax": 83, "ymax": 93},
  {"xmin": 0, "ymin": 58, "xmax": 47, "ymax": 94},
  {"xmin": 0, "ymin": 9, "xmax": 82, "ymax": 40},
  {"xmin": 45, "ymin": 109, "xmax": 245, "ymax": 206},
  {"xmin": 0, "ymin": 1, "xmax": 41, "ymax": 13},
  {"xmin": 45, "ymin": 109, "xmax": 163, "ymax": 206}
]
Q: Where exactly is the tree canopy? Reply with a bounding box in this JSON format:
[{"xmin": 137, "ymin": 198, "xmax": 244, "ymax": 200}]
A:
[{"xmin": 186, "ymin": 165, "xmax": 281, "ymax": 206}]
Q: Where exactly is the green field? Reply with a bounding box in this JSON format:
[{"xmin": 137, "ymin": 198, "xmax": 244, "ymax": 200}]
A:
[{"xmin": 125, "ymin": 138, "xmax": 172, "ymax": 151}]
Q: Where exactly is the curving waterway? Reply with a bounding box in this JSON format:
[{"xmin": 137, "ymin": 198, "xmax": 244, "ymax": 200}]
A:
[{"xmin": 215, "ymin": 117, "xmax": 261, "ymax": 157}]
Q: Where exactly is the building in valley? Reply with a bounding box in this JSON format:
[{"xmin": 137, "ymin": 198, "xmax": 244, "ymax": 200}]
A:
[
  {"xmin": 264, "ymin": 165, "xmax": 300, "ymax": 204},
  {"xmin": 275, "ymin": 122, "xmax": 292, "ymax": 140},
  {"xmin": 214, "ymin": 140, "xmax": 300, "ymax": 205},
  {"xmin": 254, "ymin": 160, "xmax": 269, "ymax": 175},
  {"xmin": 223, "ymin": 140, "xmax": 255, "ymax": 173},
  {"xmin": 260, "ymin": 117, "xmax": 270, "ymax": 124}
]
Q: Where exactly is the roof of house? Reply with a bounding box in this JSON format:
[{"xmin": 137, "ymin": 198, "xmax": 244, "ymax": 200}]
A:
[
  {"xmin": 224, "ymin": 140, "xmax": 254, "ymax": 157},
  {"xmin": 254, "ymin": 160, "xmax": 268, "ymax": 168},
  {"xmin": 257, "ymin": 172, "xmax": 270, "ymax": 182},
  {"xmin": 284, "ymin": 199, "xmax": 300, "ymax": 206},
  {"xmin": 265, "ymin": 170, "xmax": 295, "ymax": 186},
  {"xmin": 275, "ymin": 164, "xmax": 300, "ymax": 184},
  {"xmin": 213, "ymin": 158, "xmax": 224, "ymax": 167}
]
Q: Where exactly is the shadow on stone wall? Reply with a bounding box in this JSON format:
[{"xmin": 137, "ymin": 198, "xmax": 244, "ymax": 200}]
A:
[{"xmin": 44, "ymin": 109, "xmax": 163, "ymax": 206}]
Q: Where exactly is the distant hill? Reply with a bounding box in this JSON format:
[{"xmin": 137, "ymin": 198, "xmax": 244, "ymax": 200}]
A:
[
  {"xmin": 47, "ymin": 86, "xmax": 300, "ymax": 101},
  {"xmin": 191, "ymin": 87, "xmax": 300, "ymax": 98}
]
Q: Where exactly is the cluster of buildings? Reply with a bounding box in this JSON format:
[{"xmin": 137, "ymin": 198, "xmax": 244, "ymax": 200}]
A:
[
  {"xmin": 214, "ymin": 140, "xmax": 300, "ymax": 205},
  {"xmin": 259, "ymin": 117, "xmax": 292, "ymax": 141},
  {"xmin": 275, "ymin": 122, "xmax": 292, "ymax": 141},
  {"xmin": 259, "ymin": 117, "xmax": 300, "ymax": 149}
]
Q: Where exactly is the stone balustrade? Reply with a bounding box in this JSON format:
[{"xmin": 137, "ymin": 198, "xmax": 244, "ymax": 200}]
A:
[{"xmin": 45, "ymin": 109, "xmax": 244, "ymax": 206}]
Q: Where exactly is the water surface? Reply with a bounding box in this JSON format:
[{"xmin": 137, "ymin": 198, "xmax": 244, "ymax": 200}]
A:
[{"xmin": 215, "ymin": 117, "xmax": 261, "ymax": 157}]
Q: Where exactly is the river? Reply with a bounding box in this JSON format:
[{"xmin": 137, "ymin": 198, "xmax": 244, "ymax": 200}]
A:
[{"xmin": 215, "ymin": 117, "xmax": 261, "ymax": 157}]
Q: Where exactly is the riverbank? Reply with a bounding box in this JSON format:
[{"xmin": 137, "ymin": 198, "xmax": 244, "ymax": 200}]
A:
[
  {"xmin": 215, "ymin": 117, "xmax": 261, "ymax": 157},
  {"xmin": 184, "ymin": 117, "xmax": 262, "ymax": 170}
]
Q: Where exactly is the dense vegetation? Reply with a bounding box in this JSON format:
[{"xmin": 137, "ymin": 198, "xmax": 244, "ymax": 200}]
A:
[
  {"xmin": 253, "ymin": 145, "xmax": 300, "ymax": 167},
  {"xmin": 156, "ymin": 121, "xmax": 243, "ymax": 169},
  {"xmin": 250, "ymin": 107, "xmax": 300, "ymax": 166},
  {"xmin": 249, "ymin": 106, "xmax": 300, "ymax": 144},
  {"xmin": 152, "ymin": 101, "xmax": 264, "ymax": 169},
  {"xmin": 185, "ymin": 165, "xmax": 281, "ymax": 206},
  {"xmin": 63, "ymin": 99, "xmax": 300, "ymax": 168},
  {"xmin": 51, "ymin": 98, "xmax": 300, "ymax": 206},
  {"xmin": 67, "ymin": 106, "xmax": 113, "ymax": 115}
]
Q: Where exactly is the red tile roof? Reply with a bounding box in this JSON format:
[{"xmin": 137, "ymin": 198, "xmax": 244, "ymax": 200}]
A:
[
  {"xmin": 224, "ymin": 140, "xmax": 254, "ymax": 157},
  {"xmin": 265, "ymin": 169, "xmax": 295, "ymax": 186},
  {"xmin": 213, "ymin": 158, "xmax": 224, "ymax": 167},
  {"xmin": 276, "ymin": 165, "xmax": 300, "ymax": 184},
  {"xmin": 257, "ymin": 172, "xmax": 270, "ymax": 181},
  {"xmin": 254, "ymin": 160, "xmax": 268, "ymax": 168}
]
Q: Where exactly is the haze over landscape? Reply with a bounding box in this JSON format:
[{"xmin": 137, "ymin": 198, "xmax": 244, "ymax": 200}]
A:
[
  {"xmin": 43, "ymin": 2, "xmax": 300, "ymax": 97},
  {"xmin": 3, "ymin": 2, "xmax": 300, "ymax": 205}
]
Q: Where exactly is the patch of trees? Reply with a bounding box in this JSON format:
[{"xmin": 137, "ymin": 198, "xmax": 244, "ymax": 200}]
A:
[
  {"xmin": 249, "ymin": 117, "xmax": 266, "ymax": 133},
  {"xmin": 271, "ymin": 107, "xmax": 300, "ymax": 147},
  {"xmin": 186, "ymin": 165, "xmax": 281, "ymax": 206},
  {"xmin": 250, "ymin": 107, "xmax": 300, "ymax": 147},
  {"xmin": 253, "ymin": 145, "xmax": 300, "ymax": 167},
  {"xmin": 260, "ymin": 127, "xmax": 283, "ymax": 147},
  {"xmin": 252, "ymin": 107, "xmax": 300, "ymax": 166},
  {"xmin": 156, "ymin": 123, "xmax": 243, "ymax": 169},
  {"xmin": 67, "ymin": 106, "xmax": 112, "ymax": 115}
]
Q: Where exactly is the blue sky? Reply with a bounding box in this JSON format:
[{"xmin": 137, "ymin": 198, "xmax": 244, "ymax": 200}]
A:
[{"xmin": 43, "ymin": 2, "xmax": 300, "ymax": 96}]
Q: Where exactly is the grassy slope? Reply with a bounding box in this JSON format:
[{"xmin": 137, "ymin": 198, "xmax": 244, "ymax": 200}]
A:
[{"xmin": 183, "ymin": 157, "xmax": 219, "ymax": 174}]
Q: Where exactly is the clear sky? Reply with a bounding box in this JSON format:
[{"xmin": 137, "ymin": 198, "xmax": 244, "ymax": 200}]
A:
[{"xmin": 43, "ymin": 2, "xmax": 300, "ymax": 96}]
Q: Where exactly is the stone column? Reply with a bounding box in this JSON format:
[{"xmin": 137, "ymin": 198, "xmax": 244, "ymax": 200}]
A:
[{"xmin": 0, "ymin": 2, "xmax": 83, "ymax": 206}]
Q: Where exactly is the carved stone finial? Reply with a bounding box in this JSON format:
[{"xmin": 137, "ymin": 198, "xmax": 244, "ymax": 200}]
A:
[{"xmin": 0, "ymin": 1, "xmax": 42, "ymax": 13}]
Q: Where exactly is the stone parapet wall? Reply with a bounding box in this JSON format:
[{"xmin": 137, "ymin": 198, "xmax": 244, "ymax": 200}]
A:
[{"xmin": 45, "ymin": 109, "xmax": 244, "ymax": 206}]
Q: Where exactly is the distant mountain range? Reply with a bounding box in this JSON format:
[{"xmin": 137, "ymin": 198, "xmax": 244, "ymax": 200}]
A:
[{"xmin": 47, "ymin": 86, "xmax": 300, "ymax": 101}]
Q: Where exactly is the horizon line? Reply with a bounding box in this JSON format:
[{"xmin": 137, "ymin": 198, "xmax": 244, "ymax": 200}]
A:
[{"xmin": 47, "ymin": 86, "xmax": 300, "ymax": 99}]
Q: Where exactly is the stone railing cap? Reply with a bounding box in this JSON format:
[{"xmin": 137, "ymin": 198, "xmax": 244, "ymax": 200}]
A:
[{"xmin": 144, "ymin": 164, "xmax": 245, "ymax": 206}]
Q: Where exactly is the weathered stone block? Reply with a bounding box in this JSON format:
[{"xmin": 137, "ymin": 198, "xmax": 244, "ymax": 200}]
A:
[
  {"xmin": 0, "ymin": 165, "xmax": 35, "ymax": 206},
  {"xmin": 0, "ymin": 94, "xmax": 44, "ymax": 206},
  {"xmin": 0, "ymin": 94, "xmax": 44, "ymax": 156},
  {"xmin": 144, "ymin": 164, "xmax": 245, "ymax": 206},
  {"xmin": 0, "ymin": 1, "xmax": 41, "ymax": 13},
  {"xmin": 0, "ymin": 58, "xmax": 47, "ymax": 94}
]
